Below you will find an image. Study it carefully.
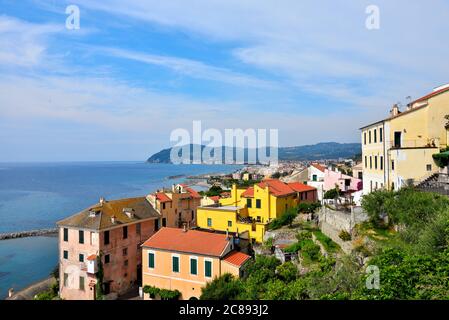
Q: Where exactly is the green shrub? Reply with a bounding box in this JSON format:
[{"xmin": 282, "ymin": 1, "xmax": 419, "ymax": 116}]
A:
[
  {"xmin": 324, "ymin": 188, "xmax": 340, "ymax": 199},
  {"xmin": 339, "ymin": 230, "xmax": 352, "ymax": 241},
  {"xmin": 297, "ymin": 202, "xmax": 321, "ymax": 213},
  {"xmin": 300, "ymin": 240, "xmax": 321, "ymax": 261}
]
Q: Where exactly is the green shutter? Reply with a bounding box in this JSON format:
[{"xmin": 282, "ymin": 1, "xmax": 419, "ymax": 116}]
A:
[
  {"xmin": 205, "ymin": 260, "xmax": 212, "ymax": 277},
  {"xmin": 149, "ymin": 253, "xmax": 155, "ymax": 268},
  {"xmin": 190, "ymin": 258, "xmax": 197, "ymax": 275},
  {"xmin": 172, "ymin": 256, "xmax": 179, "ymax": 272}
]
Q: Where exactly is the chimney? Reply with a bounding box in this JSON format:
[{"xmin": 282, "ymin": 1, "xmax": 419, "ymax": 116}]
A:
[
  {"xmin": 390, "ymin": 104, "xmax": 400, "ymax": 117},
  {"xmin": 111, "ymin": 215, "xmax": 116, "ymax": 224},
  {"xmin": 100, "ymin": 197, "xmax": 105, "ymax": 205}
]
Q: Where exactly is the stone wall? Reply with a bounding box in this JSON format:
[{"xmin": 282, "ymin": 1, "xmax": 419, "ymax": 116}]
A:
[{"xmin": 0, "ymin": 228, "xmax": 57, "ymax": 240}]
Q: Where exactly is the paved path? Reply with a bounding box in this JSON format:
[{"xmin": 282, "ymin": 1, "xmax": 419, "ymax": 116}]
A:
[{"xmin": 6, "ymin": 277, "xmax": 56, "ymax": 300}]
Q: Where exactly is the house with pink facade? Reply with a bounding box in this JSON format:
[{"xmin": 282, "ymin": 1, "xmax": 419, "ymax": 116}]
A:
[
  {"xmin": 57, "ymin": 196, "xmax": 160, "ymax": 300},
  {"xmin": 324, "ymin": 168, "xmax": 363, "ymax": 193}
]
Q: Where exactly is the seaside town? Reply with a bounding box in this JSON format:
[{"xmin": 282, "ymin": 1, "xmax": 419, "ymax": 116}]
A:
[{"xmin": 5, "ymin": 83, "xmax": 449, "ymax": 300}]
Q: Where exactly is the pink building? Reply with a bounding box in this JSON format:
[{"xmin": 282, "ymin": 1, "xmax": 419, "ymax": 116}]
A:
[
  {"xmin": 57, "ymin": 197, "xmax": 160, "ymax": 300},
  {"xmin": 324, "ymin": 168, "xmax": 363, "ymax": 193}
]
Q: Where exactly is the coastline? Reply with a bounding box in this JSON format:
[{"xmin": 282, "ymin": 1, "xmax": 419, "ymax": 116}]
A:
[{"xmin": 0, "ymin": 228, "xmax": 58, "ymax": 241}]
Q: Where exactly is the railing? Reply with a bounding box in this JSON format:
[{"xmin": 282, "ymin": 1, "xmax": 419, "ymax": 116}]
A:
[{"xmin": 386, "ymin": 138, "xmax": 440, "ymax": 150}]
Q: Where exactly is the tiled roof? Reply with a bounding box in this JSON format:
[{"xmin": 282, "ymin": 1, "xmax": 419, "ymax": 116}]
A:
[
  {"xmin": 311, "ymin": 163, "xmax": 326, "ymax": 173},
  {"xmin": 411, "ymin": 85, "xmax": 449, "ymax": 104},
  {"xmin": 242, "ymin": 180, "xmax": 316, "ymax": 198},
  {"xmin": 179, "ymin": 184, "xmax": 202, "ymax": 199},
  {"xmin": 142, "ymin": 227, "xmax": 230, "ymax": 257},
  {"xmin": 288, "ymin": 182, "xmax": 317, "ymax": 193},
  {"xmin": 241, "ymin": 187, "xmax": 254, "ymax": 198},
  {"xmin": 223, "ymin": 251, "xmax": 251, "ymax": 267},
  {"xmin": 155, "ymin": 192, "xmax": 172, "ymax": 202},
  {"xmin": 57, "ymin": 197, "xmax": 160, "ymax": 230}
]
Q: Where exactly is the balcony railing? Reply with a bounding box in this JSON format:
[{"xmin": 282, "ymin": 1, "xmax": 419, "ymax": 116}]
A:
[{"xmin": 387, "ymin": 138, "xmax": 440, "ymax": 150}]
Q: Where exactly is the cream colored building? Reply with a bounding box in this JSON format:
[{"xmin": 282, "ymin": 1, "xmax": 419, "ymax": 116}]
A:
[{"xmin": 360, "ymin": 84, "xmax": 449, "ymax": 193}]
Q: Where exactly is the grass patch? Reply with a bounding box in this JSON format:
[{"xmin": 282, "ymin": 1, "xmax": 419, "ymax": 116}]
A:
[{"xmin": 312, "ymin": 230, "xmax": 341, "ymax": 253}]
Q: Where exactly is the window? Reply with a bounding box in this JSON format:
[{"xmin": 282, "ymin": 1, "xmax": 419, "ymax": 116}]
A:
[
  {"xmin": 205, "ymin": 260, "xmax": 212, "ymax": 278},
  {"xmin": 191, "ymin": 210, "xmax": 195, "ymax": 221},
  {"xmin": 370, "ymin": 156, "xmax": 372, "ymax": 169},
  {"xmin": 364, "ymin": 132, "xmax": 367, "ymax": 145},
  {"xmin": 190, "ymin": 257, "xmax": 198, "ymax": 275},
  {"xmin": 104, "ymin": 254, "xmax": 110, "ymax": 264},
  {"xmin": 148, "ymin": 252, "xmax": 155, "ymax": 268},
  {"xmin": 136, "ymin": 223, "xmax": 141, "ymax": 235},
  {"xmin": 79, "ymin": 254, "xmax": 84, "ymax": 262},
  {"xmin": 380, "ymin": 156, "xmax": 384, "ymax": 170},
  {"xmin": 123, "ymin": 226, "xmax": 128, "ymax": 239},
  {"xmin": 365, "ymin": 156, "xmax": 367, "ymax": 168},
  {"xmin": 63, "ymin": 250, "xmax": 68, "ymax": 259},
  {"xmin": 375, "ymin": 156, "xmax": 378, "ymax": 170},
  {"xmin": 123, "ymin": 248, "xmax": 128, "ymax": 256},
  {"xmin": 64, "ymin": 273, "xmax": 68, "ymax": 287},
  {"xmin": 79, "ymin": 230, "xmax": 84, "ymax": 244},
  {"xmin": 104, "ymin": 231, "xmax": 110, "ymax": 245},
  {"xmin": 374, "ymin": 129, "xmax": 377, "ymax": 143},
  {"xmin": 256, "ymin": 216, "xmax": 261, "ymax": 223},
  {"xmin": 256, "ymin": 199, "xmax": 261, "ymax": 209},
  {"xmin": 162, "ymin": 218, "xmax": 167, "ymax": 227},
  {"xmin": 391, "ymin": 160, "xmax": 395, "ymax": 171},
  {"xmin": 172, "ymin": 256, "xmax": 180, "ymax": 273},
  {"xmin": 391, "ymin": 182, "xmax": 395, "ymax": 190},
  {"xmin": 246, "ymin": 198, "xmax": 252, "ymax": 208},
  {"xmin": 375, "ymin": 182, "xmax": 378, "ymax": 190},
  {"xmin": 63, "ymin": 228, "xmax": 68, "ymax": 242},
  {"xmin": 427, "ymin": 164, "xmax": 432, "ymax": 171},
  {"xmin": 312, "ymin": 174, "xmax": 317, "ymax": 181},
  {"xmin": 207, "ymin": 218, "xmax": 212, "ymax": 227},
  {"xmin": 369, "ymin": 131, "xmax": 372, "ymax": 143},
  {"xmin": 162, "ymin": 202, "xmax": 166, "ymax": 210},
  {"xmin": 79, "ymin": 276, "xmax": 85, "ymax": 291},
  {"xmin": 380, "ymin": 128, "xmax": 383, "ymax": 142},
  {"xmin": 155, "ymin": 219, "xmax": 159, "ymax": 231},
  {"xmin": 124, "ymin": 260, "xmax": 128, "ymax": 267},
  {"xmin": 228, "ymin": 220, "xmax": 232, "ymax": 227},
  {"xmin": 394, "ymin": 131, "xmax": 402, "ymax": 148}
]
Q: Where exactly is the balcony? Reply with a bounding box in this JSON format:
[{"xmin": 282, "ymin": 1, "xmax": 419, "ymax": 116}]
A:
[{"xmin": 388, "ymin": 138, "xmax": 440, "ymax": 150}]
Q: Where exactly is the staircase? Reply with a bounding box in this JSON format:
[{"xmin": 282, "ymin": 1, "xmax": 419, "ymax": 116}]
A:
[{"xmin": 417, "ymin": 173, "xmax": 449, "ymax": 196}]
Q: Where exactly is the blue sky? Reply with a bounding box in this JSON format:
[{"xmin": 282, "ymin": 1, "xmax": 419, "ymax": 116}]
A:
[{"xmin": 1, "ymin": 0, "xmax": 449, "ymax": 161}]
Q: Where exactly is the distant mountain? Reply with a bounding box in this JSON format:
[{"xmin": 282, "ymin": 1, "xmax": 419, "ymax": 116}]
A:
[{"xmin": 146, "ymin": 142, "xmax": 361, "ymax": 163}]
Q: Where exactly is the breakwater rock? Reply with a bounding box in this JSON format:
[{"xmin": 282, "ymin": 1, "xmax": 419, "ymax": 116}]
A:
[{"xmin": 0, "ymin": 228, "xmax": 58, "ymax": 240}]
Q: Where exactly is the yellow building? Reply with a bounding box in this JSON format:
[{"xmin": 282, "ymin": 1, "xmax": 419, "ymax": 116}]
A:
[
  {"xmin": 141, "ymin": 227, "xmax": 250, "ymax": 300},
  {"xmin": 197, "ymin": 179, "xmax": 317, "ymax": 243},
  {"xmin": 360, "ymin": 84, "xmax": 449, "ymax": 193}
]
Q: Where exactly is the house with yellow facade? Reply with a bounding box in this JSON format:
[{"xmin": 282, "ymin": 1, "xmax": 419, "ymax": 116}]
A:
[
  {"xmin": 196, "ymin": 179, "xmax": 317, "ymax": 243},
  {"xmin": 360, "ymin": 84, "xmax": 449, "ymax": 193},
  {"xmin": 141, "ymin": 227, "xmax": 251, "ymax": 300}
]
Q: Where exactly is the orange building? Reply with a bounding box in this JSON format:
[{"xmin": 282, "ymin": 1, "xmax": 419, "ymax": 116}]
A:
[
  {"xmin": 141, "ymin": 227, "xmax": 251, "ymax": 300},
  {"xmin": 147, "ymin": 183, "xmax": 202, "ymax": 229},
  {"xmin": 57, "ymin": 197, "xmax": 160, "ymax": 300}
]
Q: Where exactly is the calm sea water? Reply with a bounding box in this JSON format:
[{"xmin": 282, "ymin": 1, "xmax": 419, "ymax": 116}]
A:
[{"xmin": 0, "ymin": 162, "xmax": 241, "ymax": 298}]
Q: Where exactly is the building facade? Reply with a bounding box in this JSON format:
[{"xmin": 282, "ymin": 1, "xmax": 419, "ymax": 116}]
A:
[
  {"xmin": 361, "ymin": 84, "xmax": 449, "ymax": 193},
  {"xmin": 196, "ymin": 179, "xmax": 317, "ymax": 242},
  {"xmin": 147, "ymin": 184, "xmax": 202, "ymax": 229},
  {"xmin": 141, "ymin": 227, "xmax": 250, "ymax": 300},
  {"xmin": 57, "ymin": 197, "xmax": 159, "ymax": 300}
]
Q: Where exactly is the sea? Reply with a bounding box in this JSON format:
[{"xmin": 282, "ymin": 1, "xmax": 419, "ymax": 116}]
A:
[{"xmin": 0, "ymin": 162, "xmax": 242, "ymax": 299}]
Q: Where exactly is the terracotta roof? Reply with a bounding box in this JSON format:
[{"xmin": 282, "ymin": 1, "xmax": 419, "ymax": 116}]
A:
[
  {"xmin": 287, "ymin": 182, "xmax": 317, "ymax": 193},
  {"xmin": 179, "ymin": 184, "xmax": 202, "ymax": 199},
  {"xmin": 223, "ymin": 251, "xmax": 251, "ymax": 267},
  {"xmin": 360, "ymin": 85, "xmax": 449, "ymax": 130},
  {"xmin": 411, "ymin": 85, "xmax": 449, "ymax": 104},
  {"xmin": 155, "ymin": 192, "xmax": 172, "ymax": 202},
  {"xmin": 142, "ymin": 227, "xmax": 230, "ymax": 257},
  {"xmin": 311, "ymin": 163, "xmax": 326, "ymax": 173},
  {"xmin": 242, "ymin": 180, "xmax": 316, "ymax": 198},
  {"xmin": 241, "ymin": 187, "xmax": 254, "ymax": 198},
  {"xmin": 209, "ymin": 196, "xmax": 220, "ymax": 202},
  {"xmin": 57, "ymin": 197, "xmax": 160, "ymax": 230},
  {"xmin": 87, "ymin": 254, "xmax": 97, "ymax": 261}
]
